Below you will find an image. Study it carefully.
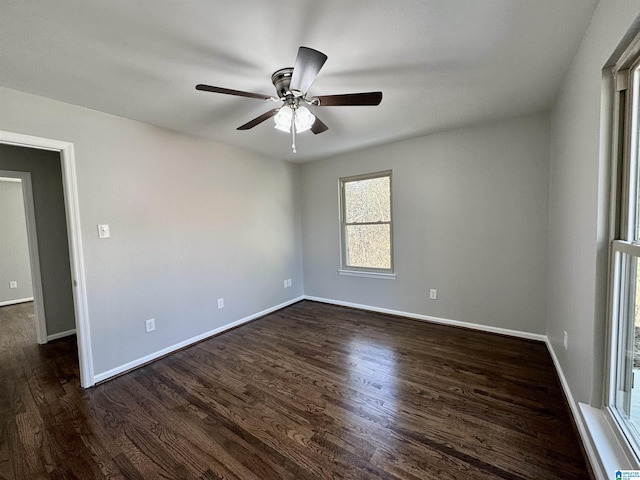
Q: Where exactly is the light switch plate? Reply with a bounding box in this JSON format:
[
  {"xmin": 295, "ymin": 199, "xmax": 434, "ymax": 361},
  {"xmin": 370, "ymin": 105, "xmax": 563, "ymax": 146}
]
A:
[{"xmin": 98, "ymin": 224, "xmax": 110, "ymax": 238}]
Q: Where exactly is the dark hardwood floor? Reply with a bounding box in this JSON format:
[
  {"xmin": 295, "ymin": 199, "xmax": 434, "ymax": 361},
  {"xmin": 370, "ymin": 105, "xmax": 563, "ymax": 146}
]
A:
[{"xmin": 0, "ymin": 300, "xmax": 591, "ymax": 479}]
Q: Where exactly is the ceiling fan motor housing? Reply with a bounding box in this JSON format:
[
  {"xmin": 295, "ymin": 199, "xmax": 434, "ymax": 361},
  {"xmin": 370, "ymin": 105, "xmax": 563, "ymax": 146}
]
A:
[{"xmin": 271, "ymin": 67, "xmax": 295, "ymax": 100}]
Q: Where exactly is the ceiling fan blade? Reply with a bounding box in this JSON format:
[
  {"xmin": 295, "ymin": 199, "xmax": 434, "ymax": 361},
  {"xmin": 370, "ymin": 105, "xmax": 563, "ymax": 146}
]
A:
[
  {"xmin": 289, "ymin": 47, "xmax": 328, "ymax": 94},
  {"xmin": 311, "ymin": 116, "xmax": 328, "ymax": 134},
  {"xmin": 237, "ymin": 108, "xmax": 280, "ymax": 130},
  {"xmin": 196, "ymin": 84, "xmax": 272, "ymax": 100},
  {"xmin": 314, "ymin": 91, "xmax": 383, "ymax": 106}
]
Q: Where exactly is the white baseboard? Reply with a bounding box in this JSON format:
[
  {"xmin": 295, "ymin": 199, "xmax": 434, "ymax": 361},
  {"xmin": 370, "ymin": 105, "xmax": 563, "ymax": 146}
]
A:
[
  {"xmin": 93, "ymin": 296, "xmax": 305, "ymax": 384},
  {"xmin": 303, "ymin": 295, "xmax": 547, "ymax": 342},
  {"xmin": 545, "ymin": 338, "xmax": 635, "ymax": 479},
  {"xmin": 47, "ymin": 328, "xmax": 76, "ymax": 341},
  {"xmin": 545, "ymin": 338, "xmax": 603, "ymax": 478},
  {"xmin": 88, "ymin": 292, "xmax": 625, "ymax": 478},
  {"xmin": 0, "ymin": 296, "xmax": 34, "ymax": 307}
]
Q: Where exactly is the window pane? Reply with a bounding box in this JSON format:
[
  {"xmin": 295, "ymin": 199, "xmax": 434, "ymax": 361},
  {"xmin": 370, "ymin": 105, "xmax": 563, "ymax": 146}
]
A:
[
  {"xmin": 344, "ymin": 176, "xmax": 390, "ymax": 223},
  {"xmin": 634, "ymin": 66, "xmax": 640, "ymax": 240},
  {"xmin": 345, "ymin": 224, "xmax": 391, "ymax": 269},
  {"xmin": 614, "ymin": 254, "xmax": 640, "ymax": 439}
]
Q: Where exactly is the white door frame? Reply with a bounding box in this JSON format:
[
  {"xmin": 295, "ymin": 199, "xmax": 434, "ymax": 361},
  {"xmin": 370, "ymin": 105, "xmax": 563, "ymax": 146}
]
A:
[
  {"xmin": 0, "ymin": 130, "xmax": 94, "ymax": 387},
  {"xmin": 0, "ymin": 171, "xmax": 48, "ymax": 344}
]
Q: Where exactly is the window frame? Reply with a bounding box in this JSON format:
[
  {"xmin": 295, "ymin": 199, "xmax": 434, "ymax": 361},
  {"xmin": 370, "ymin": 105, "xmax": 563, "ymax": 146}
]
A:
[
  {"xmin": 338, "ymin": 170, "xmax": 395, "ymax": 279},
  {"xmin": 605, "ymin": 45, "xmax": 640, "ymax": 465}
]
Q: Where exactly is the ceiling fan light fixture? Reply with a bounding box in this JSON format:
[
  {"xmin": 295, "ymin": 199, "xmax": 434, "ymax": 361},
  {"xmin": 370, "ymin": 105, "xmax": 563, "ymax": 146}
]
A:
[
  {"xmin": 196, "ymin": 46, "xmax": 383, "ymax": 153},
  {"xmin": 274, "ymin": 105, "xmax": 293, "ymax": 132},
  {"xmin": 295, "ymin": 106, "xmax": 315, "ymax": 133}
]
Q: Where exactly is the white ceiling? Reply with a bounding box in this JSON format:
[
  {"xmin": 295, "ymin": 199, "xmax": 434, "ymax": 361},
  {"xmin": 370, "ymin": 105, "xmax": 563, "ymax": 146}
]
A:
[{"xmin": 0, "ymin": 0, "xmax": 599, "ymax": 162}]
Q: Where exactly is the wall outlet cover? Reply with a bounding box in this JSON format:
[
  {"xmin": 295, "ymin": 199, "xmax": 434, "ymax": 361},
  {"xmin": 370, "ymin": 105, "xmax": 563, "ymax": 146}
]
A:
[
  {"xmin": 98, "ymin": 224, "xmax": 111, "ymax": 238},
  {"xmin": 145, "ymin": 318, "xmax": 155, "ymax": 333}
]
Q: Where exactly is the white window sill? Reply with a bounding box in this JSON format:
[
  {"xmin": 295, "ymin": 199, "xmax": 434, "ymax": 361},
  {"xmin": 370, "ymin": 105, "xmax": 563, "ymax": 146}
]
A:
[
  {"xmin": 579, "ymin": 403, "xmax": 637, "ymax": 478},
  {"xmin": 338, "ymin": 269, "xmax": 396, "ymax": 280}
]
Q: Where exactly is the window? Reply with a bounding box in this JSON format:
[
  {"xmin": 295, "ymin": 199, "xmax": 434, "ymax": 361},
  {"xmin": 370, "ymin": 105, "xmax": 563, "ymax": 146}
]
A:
[
  {"xmin": 608, "ymin": 55, "xmax": 640, "ymax": 458},
  {"xmin": 339, "ymin": 170, "xmax": 394, "ymax": 278}
]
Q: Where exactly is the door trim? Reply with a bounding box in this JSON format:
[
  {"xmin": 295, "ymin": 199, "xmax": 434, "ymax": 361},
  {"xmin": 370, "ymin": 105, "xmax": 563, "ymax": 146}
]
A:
[{"xmin": 0, "ymin": 130, "xmax": 94, "ymax": 387}]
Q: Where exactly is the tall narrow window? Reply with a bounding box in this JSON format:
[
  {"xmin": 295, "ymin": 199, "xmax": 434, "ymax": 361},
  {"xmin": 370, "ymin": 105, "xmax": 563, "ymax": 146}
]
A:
[
  {"xmin": 609, "ymin": 58, "xmax": 640, "ymax": 457},
  {"xmin": 339, "ymin": 170, "xmax": 393, "ymax": 276}
]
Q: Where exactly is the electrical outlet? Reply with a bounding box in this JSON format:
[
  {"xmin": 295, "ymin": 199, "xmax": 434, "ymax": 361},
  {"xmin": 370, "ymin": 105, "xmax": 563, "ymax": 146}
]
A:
[
  {"xmin": 97, "ymin": 224, "xmax": 110, "ymax": 238},
  {"xmin": 429, "ymin": 289, "xmax": 437, "ymax": 300},
  {"xmin": 9, "ymin": 281, "xmax": 17, "ymax": 289},
  {"xmin": 145, "ymin": 318, "xmax": 155, "ymax": 333},
  {"xmin": 287, "ymin": 279, "xmax": 292, "ymax": 287},
  {"xmin": 563, "ymin": 331, "xmax": 568, "ymax": 350},
  {"xmin": 217, "ymin": 298, "xmax": 224, "ymax": 309}
]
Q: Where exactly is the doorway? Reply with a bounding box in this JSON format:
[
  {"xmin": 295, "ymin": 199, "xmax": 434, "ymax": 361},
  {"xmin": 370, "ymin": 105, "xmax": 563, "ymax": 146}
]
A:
[
  {"xmin": 0, "ymin": 131, "xmax": 93, "ymax": 387},
  {"xmin": 0, "ymin": 172, "xmax": 47, "ymax": 344}
]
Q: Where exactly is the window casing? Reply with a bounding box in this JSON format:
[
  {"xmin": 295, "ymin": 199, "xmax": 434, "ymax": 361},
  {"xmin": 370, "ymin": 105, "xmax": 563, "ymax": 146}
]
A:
[
  {"xmin": 339, "ymin": 170, "xmax": 394, "ymax": 278},
  {"xmin": 607, "ymin": 53, "xmax": 640, "ymax": 462}
]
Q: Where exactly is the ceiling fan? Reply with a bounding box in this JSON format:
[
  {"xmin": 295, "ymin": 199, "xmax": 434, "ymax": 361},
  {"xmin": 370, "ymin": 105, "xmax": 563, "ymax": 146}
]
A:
[{"xmin": 196, "ymin": 46, "xmax": 383, "ymax": 153}]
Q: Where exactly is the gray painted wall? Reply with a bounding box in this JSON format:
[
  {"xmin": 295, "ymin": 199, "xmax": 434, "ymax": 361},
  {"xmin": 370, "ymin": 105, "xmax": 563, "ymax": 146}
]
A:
[
  {"xmin": 0, "ymin": 0, "xmax": 636, "ymax": 397},
  {"xmin": 547, "ymin": 0, "xmax": 640, "ymax": 406},
  {"xmin": 0, "ymin": 86, "xmax": 304, "ymax": 376},
  {"xmin": 0, "ymin": 179, "xmax": 33, "ymax": 303},
  {"xmin": 0, "ymin": 145, "xmax": 76, "ymax": 335},
  {"xmin": 300, "ymin": 112, "xmax": 550, "ymax": 335}
]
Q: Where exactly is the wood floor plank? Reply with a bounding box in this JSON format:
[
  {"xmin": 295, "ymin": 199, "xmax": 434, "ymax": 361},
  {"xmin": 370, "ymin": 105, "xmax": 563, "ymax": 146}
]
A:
[{"xmin": 0, "ymin": 300, "xmax": 592, "ymax": 479}]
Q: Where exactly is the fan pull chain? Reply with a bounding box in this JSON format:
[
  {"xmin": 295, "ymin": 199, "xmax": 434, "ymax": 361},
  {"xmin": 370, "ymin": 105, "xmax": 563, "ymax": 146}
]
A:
[{"xmin": 291, "ymin": 109, "xmax": 297, "ymax": 153}]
